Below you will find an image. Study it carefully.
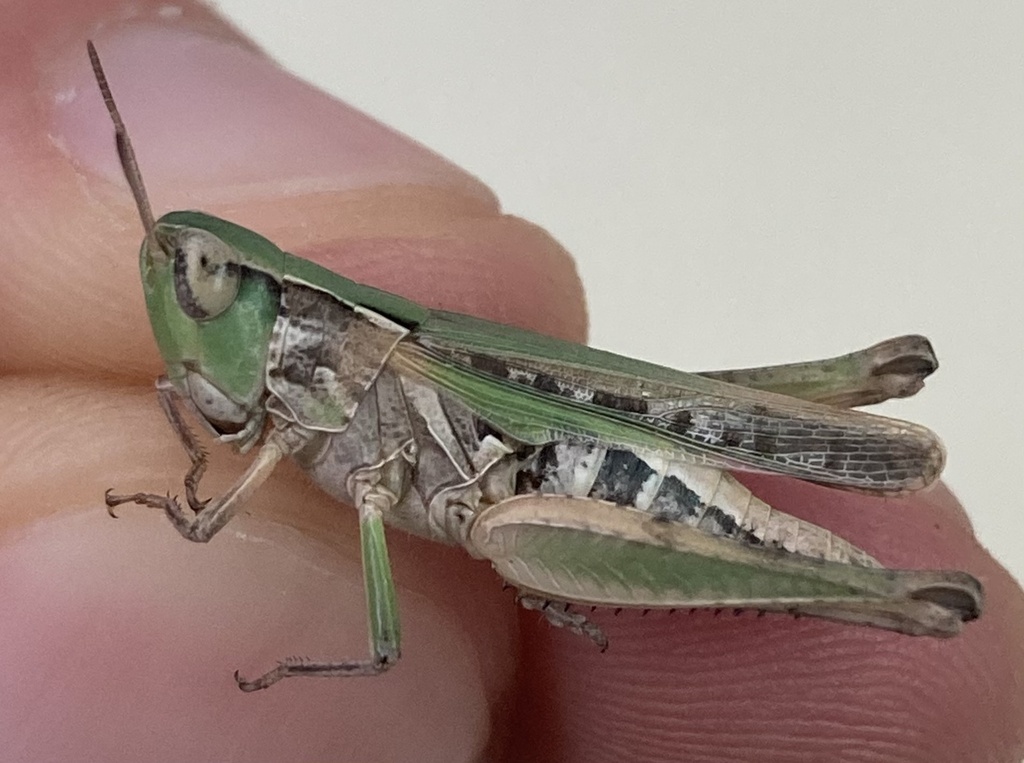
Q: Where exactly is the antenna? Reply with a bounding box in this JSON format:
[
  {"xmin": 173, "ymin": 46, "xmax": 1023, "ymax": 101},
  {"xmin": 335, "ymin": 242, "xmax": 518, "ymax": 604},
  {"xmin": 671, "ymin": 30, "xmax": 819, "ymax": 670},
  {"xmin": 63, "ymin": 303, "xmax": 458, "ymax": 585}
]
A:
[{"xmin": 87, "ymin": 40, "xmax": 156, "ymax": 235}]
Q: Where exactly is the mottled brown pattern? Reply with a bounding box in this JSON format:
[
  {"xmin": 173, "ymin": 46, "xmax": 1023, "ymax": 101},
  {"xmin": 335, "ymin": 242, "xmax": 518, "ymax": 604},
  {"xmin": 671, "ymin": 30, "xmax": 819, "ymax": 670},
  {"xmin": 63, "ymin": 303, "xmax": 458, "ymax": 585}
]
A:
[{"xmin": 265, "ymin": 280, "xmax": 408, "ymax": 430}]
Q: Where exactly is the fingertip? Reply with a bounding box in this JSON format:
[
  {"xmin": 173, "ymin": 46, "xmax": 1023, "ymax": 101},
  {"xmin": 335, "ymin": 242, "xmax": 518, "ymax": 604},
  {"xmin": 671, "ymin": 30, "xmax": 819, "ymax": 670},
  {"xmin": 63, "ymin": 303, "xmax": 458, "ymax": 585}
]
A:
[
  {"xmin": 0, "ymin": 508, "xmax": 504, "ymax": 762},
  {"xmin": 54, "ymin": 23, "xmax": 493, "ymax": 210},
  {"xmin": 0, "ymin": 378, "xmax": 520, "ymax": 759},
  {"xmin": 3, "ymin": 0, "xmax": 587, "ymax": 374},
  {"xmin": 294, "ymin": 212, "xmax": 588, "ymax": 343}
]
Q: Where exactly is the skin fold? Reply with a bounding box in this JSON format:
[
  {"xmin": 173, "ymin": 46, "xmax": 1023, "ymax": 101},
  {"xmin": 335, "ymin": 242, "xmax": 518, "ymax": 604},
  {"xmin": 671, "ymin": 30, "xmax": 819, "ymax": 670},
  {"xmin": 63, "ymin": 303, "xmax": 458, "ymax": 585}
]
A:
[{"xmin": 0, "ymin": 2, "xmax": 1021, "ymax": 761}]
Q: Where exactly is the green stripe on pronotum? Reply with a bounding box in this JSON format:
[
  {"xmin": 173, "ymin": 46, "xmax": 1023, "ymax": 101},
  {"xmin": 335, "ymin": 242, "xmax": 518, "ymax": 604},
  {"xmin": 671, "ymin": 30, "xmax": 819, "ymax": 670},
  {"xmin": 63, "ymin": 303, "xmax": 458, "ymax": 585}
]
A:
[{"xmin": 88, "ymin": 41, "xmax": 981, "ymax": 692}]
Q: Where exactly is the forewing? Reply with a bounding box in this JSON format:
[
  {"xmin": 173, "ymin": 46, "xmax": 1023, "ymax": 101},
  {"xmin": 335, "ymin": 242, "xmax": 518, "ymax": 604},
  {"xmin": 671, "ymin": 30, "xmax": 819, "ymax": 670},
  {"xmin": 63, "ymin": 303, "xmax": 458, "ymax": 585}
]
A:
[{"xmin": 402, "ymin": 311, "xmax": 944, "ymax": 493}]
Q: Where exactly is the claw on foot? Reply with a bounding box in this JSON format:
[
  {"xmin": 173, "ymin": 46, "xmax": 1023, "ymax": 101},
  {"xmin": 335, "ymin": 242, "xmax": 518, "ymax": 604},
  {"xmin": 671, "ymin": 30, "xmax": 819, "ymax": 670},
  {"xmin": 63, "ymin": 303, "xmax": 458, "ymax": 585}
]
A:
[
  {"xmin": 234, "ymin": 668, "xmax": 272, "ymax": 693},
  {"xmin": 103, "ymin": 489, "xmax": 120, "ymax": 519},
  {"xmin": 103, "ymin": 489, "xmax": 184, "ymax": 518}
]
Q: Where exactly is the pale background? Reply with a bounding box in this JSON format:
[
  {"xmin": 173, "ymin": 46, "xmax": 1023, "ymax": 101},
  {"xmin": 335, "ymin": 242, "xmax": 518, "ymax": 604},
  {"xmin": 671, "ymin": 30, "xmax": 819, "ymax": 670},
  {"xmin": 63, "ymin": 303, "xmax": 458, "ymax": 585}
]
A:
[{"xmin": 211, "ymin": 2, "xmax": 1024, "ymax": 584}]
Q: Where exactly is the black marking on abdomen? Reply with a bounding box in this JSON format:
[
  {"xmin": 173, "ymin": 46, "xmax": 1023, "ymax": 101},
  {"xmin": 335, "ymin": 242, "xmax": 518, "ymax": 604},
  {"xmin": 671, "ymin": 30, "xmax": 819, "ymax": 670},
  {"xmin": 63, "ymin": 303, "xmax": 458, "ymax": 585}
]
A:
[
  {"xmin": 515, "ymin": 442, "xmax": 561, "ymax": 493},
  {"xmin": 647, "ymin": 474, "xmax": 703, "ymax": 521},
  {"xmin": 589, "ymin": 449, "xmax": 655, "ymax": 505},
  {"xmin": 700, "ymin": 505, "xmax": 762, "ymax": 546},
  {"xmin": 515, "ymin": 441, "xmax": 770, "ymax": 549}
]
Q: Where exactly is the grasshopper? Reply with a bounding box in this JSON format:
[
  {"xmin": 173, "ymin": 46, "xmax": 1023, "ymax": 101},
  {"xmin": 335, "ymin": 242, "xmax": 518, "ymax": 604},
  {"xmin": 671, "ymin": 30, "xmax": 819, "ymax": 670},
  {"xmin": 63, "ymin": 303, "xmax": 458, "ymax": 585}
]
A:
[{"xmin": 89, "ymin": 42, "xmax": 981, "ymax": 692}]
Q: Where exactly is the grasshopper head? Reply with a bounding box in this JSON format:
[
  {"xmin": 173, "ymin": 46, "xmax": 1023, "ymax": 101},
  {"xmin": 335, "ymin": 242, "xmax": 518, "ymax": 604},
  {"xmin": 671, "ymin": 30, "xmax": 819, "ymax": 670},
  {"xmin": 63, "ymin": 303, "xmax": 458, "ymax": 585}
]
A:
[
  {"xmin": 87, "ymin": 43, "xmax": 282, "ymax": 447},
  {"xmin": 140, "ymin": 212, "xmax": 283, "ymax": 446}
]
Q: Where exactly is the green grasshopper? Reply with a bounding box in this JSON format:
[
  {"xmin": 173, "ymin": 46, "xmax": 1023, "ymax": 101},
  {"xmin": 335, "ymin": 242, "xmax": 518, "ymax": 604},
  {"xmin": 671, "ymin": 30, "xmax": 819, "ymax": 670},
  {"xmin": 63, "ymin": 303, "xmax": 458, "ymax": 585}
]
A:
[{"xmin": 89, "ymin": 42, "xmax": 981, "ymax": 692}]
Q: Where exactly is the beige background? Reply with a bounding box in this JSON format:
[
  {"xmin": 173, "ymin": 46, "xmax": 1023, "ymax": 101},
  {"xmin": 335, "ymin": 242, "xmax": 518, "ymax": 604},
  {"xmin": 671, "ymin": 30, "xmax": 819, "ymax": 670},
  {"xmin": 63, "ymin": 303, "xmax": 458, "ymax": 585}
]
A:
[{"xmin": 212, "ymin": 1, "xmax": 1024, "ymax": 584}]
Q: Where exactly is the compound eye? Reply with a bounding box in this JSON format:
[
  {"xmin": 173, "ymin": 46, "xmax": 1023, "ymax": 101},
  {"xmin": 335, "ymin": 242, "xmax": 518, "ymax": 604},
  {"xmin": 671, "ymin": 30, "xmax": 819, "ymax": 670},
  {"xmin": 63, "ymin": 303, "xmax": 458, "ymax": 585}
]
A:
[{"xmin": 172, "ymin": 228, "xmax": 241, "ymax": 320}]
